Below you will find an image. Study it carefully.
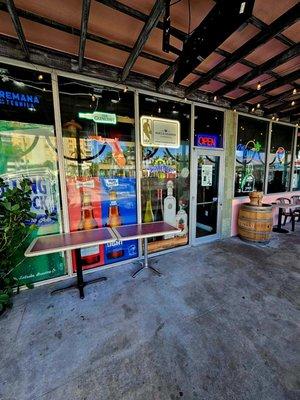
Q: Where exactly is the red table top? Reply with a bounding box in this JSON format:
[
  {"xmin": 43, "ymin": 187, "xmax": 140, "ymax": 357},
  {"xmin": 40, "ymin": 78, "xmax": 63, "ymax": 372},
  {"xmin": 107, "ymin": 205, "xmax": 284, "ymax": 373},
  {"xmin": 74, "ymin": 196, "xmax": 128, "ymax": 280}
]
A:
[
  {"xmin": 25, "ymin": 227, "xmax": 116, "ymax": 257},
  {"xmin": 113, "ymin": 222, "xmax": 180, "ymax": 241}
]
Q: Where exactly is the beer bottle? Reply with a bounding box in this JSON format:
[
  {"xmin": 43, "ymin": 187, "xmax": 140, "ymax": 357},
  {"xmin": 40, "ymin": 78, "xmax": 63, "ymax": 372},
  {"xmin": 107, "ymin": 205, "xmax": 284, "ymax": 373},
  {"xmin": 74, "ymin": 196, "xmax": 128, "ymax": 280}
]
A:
[
  {"xmin": 107, "ymin": 191, "xmax": 124, "ymax": 259},
  {"xmin": 108, "ymin": 191, "xmax": 121, "ymax": 227},
  {"xmin": 78, "ymin": 192, "xmax": 100, "ymax": 266}
]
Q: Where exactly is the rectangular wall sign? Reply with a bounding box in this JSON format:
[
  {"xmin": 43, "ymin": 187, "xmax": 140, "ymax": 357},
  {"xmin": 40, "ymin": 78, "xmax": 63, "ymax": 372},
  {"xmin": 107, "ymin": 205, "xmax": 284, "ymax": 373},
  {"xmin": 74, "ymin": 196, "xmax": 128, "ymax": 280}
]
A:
[
  {"xmin": 140, "ymin": 116, "xmax": 180, "ymax": 148},
  {"xmin": 78, "ymin": 111, "xmax": 117, "ymax": 124}
]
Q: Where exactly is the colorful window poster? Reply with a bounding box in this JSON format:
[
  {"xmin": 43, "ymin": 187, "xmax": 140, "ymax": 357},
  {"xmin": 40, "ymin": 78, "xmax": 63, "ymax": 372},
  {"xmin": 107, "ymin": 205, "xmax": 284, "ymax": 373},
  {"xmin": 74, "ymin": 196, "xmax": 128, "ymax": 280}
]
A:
[
  {"xmin": 0, "ymin": 120, "xmax": 65, "ymax": 284},
  {"xmin": 64, "ymin": 132, "xmax": 138, "ymax": 270}
]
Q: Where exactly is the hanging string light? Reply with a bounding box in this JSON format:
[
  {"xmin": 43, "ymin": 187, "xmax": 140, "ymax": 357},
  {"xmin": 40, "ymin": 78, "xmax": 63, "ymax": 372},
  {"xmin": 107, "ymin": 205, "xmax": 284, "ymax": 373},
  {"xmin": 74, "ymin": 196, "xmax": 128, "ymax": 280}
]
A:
[{"xmin": 257, "ymin": 82, "xmax": 261, "ymax": 90}]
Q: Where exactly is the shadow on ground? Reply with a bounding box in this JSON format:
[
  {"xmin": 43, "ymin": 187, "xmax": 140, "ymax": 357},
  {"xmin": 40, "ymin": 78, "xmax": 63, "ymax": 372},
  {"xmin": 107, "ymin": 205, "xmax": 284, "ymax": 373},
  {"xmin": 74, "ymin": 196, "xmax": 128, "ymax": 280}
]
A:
[{"xmin": 0, "ymin": 226, "xmax": 299, "ymax": 400}]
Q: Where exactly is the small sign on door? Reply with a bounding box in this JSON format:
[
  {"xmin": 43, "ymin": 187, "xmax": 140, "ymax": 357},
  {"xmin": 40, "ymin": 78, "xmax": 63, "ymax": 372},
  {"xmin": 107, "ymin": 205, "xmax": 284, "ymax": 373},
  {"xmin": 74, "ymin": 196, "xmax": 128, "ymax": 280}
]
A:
[{"xmin": 201, "ymin": 165, "xmax": 213, "ymax": 186}]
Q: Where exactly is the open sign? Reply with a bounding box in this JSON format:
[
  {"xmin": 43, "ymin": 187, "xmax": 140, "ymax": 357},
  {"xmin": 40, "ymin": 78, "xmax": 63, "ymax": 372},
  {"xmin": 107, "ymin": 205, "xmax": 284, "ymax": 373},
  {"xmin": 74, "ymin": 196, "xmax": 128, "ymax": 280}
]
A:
[{"xmin": 195, "ymin": 133, "xmax": 219, "ymax": 148}]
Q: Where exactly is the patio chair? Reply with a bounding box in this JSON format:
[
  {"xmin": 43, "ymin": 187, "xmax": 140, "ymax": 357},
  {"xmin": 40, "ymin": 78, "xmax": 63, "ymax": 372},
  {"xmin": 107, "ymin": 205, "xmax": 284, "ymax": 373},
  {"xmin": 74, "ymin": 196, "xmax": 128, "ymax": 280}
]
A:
[
  {"xmin": 276, "ymin": 197, "xmax": 297, "ymax": 231},
  {"xmin": 291, "ymin": 195, "xmax": 300, "ymax": 221}
]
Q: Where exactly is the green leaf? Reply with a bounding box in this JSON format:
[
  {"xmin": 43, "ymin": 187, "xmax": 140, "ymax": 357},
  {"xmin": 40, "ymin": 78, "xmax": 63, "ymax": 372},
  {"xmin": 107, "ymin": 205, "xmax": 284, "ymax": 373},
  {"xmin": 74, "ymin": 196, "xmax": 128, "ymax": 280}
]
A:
[
  {"xmin": 11, "ymin": 204, "xmax": 20, "ymax": 212},
  {"xmin": 0, "ymin": 293, "xmax": 10, "ymax": 303}
]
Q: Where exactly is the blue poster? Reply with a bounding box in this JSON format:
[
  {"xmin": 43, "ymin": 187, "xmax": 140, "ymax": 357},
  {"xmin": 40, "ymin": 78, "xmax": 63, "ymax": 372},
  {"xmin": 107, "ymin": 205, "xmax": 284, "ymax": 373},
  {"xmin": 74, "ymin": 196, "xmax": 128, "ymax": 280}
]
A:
[{"xmin": 100, "ymin": 177, "xmax": 138, "ymax": 264}]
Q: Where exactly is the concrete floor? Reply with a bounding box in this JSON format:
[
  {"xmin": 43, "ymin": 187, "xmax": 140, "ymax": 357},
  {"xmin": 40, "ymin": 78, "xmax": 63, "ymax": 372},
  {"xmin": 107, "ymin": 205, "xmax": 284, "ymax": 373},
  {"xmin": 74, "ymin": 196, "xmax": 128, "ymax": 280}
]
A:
[{"xmin": 0, "ymin": 226, "xmax": 299, "ymax": 400}]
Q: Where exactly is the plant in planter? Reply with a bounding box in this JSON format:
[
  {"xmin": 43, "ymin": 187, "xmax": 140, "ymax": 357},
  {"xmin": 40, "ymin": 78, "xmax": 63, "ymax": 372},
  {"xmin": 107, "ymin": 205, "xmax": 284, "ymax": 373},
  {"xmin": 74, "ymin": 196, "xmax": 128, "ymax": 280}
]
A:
[{"xmin": 0, "ymin": 177, "xmax": 36, "ymax": 313}]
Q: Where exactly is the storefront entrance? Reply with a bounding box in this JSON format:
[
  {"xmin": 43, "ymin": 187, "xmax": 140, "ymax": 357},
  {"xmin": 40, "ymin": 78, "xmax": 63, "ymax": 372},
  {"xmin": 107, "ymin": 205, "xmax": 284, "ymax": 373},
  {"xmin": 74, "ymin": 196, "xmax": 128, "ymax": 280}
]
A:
[{"xmin": 191, "ymin": 149, "xmax": 224, "ymax": 244}]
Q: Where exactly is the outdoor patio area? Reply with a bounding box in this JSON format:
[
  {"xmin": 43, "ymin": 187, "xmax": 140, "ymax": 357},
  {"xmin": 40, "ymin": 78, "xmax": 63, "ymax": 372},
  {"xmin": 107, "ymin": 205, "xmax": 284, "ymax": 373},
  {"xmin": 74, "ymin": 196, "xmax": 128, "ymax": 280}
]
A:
[{"xmin": 1, "ymin": 226, "xmax": 299, "ymax": 400}]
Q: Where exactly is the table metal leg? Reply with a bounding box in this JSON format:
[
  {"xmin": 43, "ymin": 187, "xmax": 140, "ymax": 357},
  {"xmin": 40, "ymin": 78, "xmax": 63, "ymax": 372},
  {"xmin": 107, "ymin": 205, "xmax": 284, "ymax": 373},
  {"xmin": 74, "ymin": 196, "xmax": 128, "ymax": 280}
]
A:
[
  {"xmin": 76, "ymin": 248, "xmax": 85, "ymax": 299},
  {"xmin": 51, "ymin": 248, "xmax": 107, "ymax": 299},
  {"xmin": 132, "ymin": 238, "xmax": 161, "ymax": 278}
]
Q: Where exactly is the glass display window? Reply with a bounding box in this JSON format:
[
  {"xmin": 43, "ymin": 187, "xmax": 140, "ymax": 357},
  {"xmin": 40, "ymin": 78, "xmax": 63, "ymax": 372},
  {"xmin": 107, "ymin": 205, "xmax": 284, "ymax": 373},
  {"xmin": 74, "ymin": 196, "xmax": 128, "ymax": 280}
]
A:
[
  {"xmin": 139, "ymin": 94, "xmax": 190, "ymax": 253},
  {"xmin": 0, "ymin": 63, "xmax": 66, "ymax": 284},
  {"xmin": 235, "ymin": 115, "xmax": 268, "ymax": 197},
  {"xmin": 267, "ymin": 123, "xmax": 294, "ymax": 194},
  {"xmin": 58, "ymin": 77, "xmax": 138, "ymax": 270},
  {"xmin": 194, "ymin": 106, "xmax": 224, "ymax": 149},
  {"xmin": 292, "ymin": 130, "xmax": 300, "ymax": 191}
]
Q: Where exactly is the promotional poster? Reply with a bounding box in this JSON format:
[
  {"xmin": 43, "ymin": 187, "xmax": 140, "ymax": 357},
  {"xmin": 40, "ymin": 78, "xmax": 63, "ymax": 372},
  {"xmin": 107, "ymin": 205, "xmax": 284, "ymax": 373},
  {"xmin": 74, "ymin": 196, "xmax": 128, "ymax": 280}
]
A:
[{"xmin": 0, "ymin": 120, "xmax": 65, "ymax": 284}]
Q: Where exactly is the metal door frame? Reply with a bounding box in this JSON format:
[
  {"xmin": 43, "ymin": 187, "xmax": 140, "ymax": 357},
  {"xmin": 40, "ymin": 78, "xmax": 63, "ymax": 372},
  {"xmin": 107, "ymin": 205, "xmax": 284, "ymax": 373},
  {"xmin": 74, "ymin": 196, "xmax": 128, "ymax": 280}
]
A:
[{"xmin": 190, "ymin": 147, "xmax": 225, "ymax": 245}]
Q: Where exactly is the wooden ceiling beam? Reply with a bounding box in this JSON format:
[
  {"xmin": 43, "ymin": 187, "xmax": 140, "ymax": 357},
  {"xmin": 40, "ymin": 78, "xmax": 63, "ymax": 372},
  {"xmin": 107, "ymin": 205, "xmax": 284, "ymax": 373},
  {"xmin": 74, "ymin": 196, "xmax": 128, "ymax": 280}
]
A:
[
  {"xmin": 265, "ymin": 100, "xmax": 299, "ymax": 116},
  {"xmin": 0, "ymin": 3, "xmax": 171, "ymax": 67},
  {"xmin": 231, "ymin": 69, "xmax": 300, "ymax": 107},
  {"xmin": 260, "ymin": 86, "xmax": 299, "ymax": 107},
  {"xmin": 121, "ymin": 0, "xmax": 166, "ymax": 82},
  {"xmin": 0, "ymin": 34, "xmax": 232, "ymax": 108},
  {"xmin": 185, "ymin": 3, "xmax": 300, "ymax": 96},
  {"xmin": 5, "ymin": 0, "xmax": 30, "ymax": 59},
  {"xmin": 96, "ymin": 0, "xmax": 186, "ymax": 41},
  {"xmin": 0, "ymin": 4, "xmax": 238, "ymax": 93},
  {"xmin": 249, "ymin": 15, "xmax": 295, "ymax": 47},
  {"xmin": 78, "ymin": 0, "xmax": 91, "ymax": 70},
  {"xmin": 215, "ymin": 43, "xmax": 300, "ymax": 97}
]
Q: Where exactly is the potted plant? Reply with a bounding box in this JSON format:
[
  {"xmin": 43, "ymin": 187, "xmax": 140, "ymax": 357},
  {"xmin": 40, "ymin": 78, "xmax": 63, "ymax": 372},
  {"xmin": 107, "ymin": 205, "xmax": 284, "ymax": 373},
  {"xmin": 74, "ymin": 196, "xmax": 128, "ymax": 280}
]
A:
[{"xmin": 0, "ymin": 177, "xmax": 36, "ymax": 314}]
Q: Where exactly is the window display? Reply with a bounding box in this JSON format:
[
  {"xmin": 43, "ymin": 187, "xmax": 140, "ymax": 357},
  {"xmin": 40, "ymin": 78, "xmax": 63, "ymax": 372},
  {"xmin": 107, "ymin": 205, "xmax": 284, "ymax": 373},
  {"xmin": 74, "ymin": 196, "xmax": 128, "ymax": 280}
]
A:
[
  {"xmin": 59, "ymin": 78, "xmax": 138, "ymax": 270},
  {"xmin": 292, "ymin": 130, "xmax": 300, "ymax": 191},
  {"xmin": 235, "ymin": 116, "xmax": 268, "ymax": 197},
  {"xmin": 139, "ymin": 94, "xmax": 190, "ymax": 253},
  {"xmin": 267, "ymin": 123, "xmax": 294, "ymax": 194},
  {"xmin": 0, "ymin": 63, "xmax": 65, "ymax": 284}
]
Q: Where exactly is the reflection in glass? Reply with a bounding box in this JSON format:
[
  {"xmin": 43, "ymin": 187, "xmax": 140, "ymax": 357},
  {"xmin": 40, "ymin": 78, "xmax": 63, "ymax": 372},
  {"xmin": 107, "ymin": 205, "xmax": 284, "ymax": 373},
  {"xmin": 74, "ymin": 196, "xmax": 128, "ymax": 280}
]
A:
[
  {"xmin": 292, "ymin": 131, "xmax": 300, "ymax": 191},
  {"xmin": 59, "ymin": 78, "xmax": 138, "ymax": 270},
  {"xmin": 139, "ymin": 94, "xmax": 190, "ymax": 253},
  {"xmin": 196, "ymin": 155, "xmax": 219, "ymax": 238},
  {"xmin": 0, "ymin": 63, "xmax": 65, "ymax": 284},
  {"xmin": 267, "ymin": 123, "xmax": 294, "ymax": 194},
  {"xmin": 235, "ymin": 116, "xmax": 268, "ymax": 197},
  {"xmin": 194, "ymin": 106, "xmax": 224, "ymax": 148}
]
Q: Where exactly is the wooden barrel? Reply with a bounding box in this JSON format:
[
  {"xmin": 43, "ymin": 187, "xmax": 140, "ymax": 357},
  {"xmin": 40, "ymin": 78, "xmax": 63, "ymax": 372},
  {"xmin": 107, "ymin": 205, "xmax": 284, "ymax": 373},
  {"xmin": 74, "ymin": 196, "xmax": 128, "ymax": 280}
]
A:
[{"xmin": 238, "ymin": 203, "xmax": 273, "ymax": 243}]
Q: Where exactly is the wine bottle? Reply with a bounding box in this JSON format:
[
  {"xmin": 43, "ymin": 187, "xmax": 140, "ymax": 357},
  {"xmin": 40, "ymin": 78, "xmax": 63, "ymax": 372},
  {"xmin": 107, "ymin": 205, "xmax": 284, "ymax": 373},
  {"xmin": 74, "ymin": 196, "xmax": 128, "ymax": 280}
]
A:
[
  {"xmin": 163, "ymin": 180, "xmax": 176, "ymax": 239},
  {"xmin": 144, "ymin": 188, "xmax": 154, "ymax": 223},
  {"xmin": 78, "ymin": 192, "xmax": 100, "ymax": 266}
]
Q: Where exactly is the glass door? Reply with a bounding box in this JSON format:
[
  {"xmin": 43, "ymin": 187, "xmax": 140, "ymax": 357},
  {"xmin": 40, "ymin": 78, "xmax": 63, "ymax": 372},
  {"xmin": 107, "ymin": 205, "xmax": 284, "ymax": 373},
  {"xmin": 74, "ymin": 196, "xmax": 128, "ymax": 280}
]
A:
[{"xmin": 192, "ymin": 150, "xmax": 224, "ymax": 243}]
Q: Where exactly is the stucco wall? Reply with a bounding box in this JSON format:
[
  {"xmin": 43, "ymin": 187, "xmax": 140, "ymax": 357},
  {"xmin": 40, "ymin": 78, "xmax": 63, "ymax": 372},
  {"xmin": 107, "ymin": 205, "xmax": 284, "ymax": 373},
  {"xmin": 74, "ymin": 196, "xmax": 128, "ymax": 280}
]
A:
[{"xmin": 221, "ymin": 110, "xmax": 237, "ymax": 238}]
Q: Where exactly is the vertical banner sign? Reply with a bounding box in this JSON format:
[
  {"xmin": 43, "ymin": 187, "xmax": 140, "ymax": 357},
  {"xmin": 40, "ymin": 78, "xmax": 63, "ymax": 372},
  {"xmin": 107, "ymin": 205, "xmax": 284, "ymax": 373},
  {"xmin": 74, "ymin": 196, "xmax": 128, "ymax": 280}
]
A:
[{"xmin": 0, "ymin": 120, "xmax": 65, "ymax": 284}]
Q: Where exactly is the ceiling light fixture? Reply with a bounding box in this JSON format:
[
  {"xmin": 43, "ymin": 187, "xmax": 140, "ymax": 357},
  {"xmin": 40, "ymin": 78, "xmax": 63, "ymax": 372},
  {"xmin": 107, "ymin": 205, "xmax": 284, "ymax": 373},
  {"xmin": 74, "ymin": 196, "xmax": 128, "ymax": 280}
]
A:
[
  {"xmin": 257, "ymin": 103, "xmax": 260, "ymax": 108},
  {"xmin": 213, "ymin": 95, "xmax": 217, "ymax": 102},
  {"xmin": 291, "ymin": 100, "xmax": 295, "ymax": 106},
  {"xmin": 251, "ymin": 107, "xmax": 255, "ymax": 112},
  {"xmin": 293, "ymin": 88, "xmax": 297, "ymax": 95},
  {"xmin": 257, "ymin": 82, "xmax": 261, "ymax": 90}
]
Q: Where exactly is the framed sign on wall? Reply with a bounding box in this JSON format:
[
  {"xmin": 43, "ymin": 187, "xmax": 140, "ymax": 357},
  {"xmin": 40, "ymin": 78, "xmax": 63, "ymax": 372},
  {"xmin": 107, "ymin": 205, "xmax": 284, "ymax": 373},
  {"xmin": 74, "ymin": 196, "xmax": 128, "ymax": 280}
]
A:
[{"xmin": 140, "ymin": 116, "xmax": 180, "ymax": 148}]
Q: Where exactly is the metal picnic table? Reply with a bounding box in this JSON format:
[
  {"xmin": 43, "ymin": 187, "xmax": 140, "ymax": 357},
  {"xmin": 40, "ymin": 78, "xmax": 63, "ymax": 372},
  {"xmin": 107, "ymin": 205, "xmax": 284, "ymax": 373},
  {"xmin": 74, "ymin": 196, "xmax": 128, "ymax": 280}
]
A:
[{"xmin": 25, "ymin": 222, "xmax": 180, "ymax": 298}]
